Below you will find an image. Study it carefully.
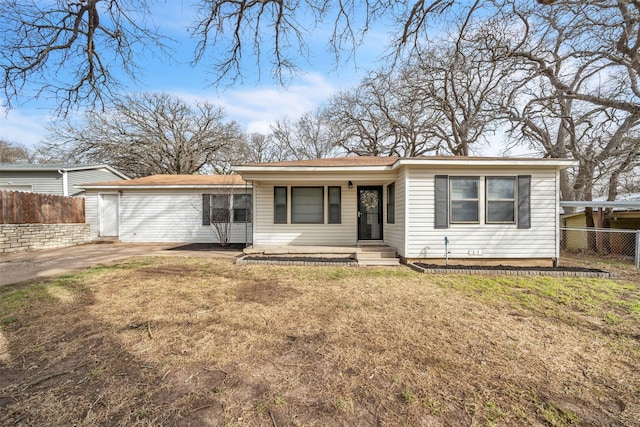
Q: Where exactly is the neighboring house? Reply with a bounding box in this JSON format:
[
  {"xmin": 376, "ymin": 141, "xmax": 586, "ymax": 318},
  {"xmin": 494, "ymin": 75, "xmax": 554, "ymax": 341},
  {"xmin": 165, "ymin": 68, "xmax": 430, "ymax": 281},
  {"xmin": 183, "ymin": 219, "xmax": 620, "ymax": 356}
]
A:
[
  {"xmin": 0, "ymin": 163, "xmax": 128, "ymax": 196},
  {"xmin": 79, "ymin": 175, "xmax": 252, "ymax": 244},
  {"xmin": 560, "ymin": 196, "xmax": 640, "ymax": 255},
  {"xmin": 233, "ymin": 156, "xmax": 577, "ymax": 266}
]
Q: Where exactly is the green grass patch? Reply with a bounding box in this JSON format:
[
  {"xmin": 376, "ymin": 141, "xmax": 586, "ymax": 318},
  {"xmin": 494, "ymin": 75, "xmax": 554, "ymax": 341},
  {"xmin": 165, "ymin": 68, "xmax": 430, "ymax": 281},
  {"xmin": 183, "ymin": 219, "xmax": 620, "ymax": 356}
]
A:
[{"xmin": 432, "ymin": 274, "xmax": 640, "ymax": 327}]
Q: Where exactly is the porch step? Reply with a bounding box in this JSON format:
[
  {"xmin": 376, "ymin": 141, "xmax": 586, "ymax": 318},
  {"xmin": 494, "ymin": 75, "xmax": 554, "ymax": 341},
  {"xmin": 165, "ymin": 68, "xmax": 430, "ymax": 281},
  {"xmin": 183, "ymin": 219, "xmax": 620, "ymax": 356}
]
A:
[
  {"xmin": 93, "ymin": 237, "xmax": 120, "ymax": 244},
  {"xmin": 355, "ymin": 246, "xmax": 400, "ymax": 266}
]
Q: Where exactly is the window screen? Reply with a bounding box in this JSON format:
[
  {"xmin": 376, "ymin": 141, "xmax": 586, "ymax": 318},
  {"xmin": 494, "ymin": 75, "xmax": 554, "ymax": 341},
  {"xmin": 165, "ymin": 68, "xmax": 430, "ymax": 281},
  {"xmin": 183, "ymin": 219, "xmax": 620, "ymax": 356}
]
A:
[
  {"xmin": 387, "ymin": 183, "xmax": 395, "ymax": 224},
  {"xmin": 274, "ymin": 187, "xmax": 287, "ymax": 224},
  {"xmin": 233, "ymin": 194, "xmax": 252, "ymax": 223},
  {"xmin": 450, "ymin": 177, "xmax": 479, "ymax": 223},
  {"xmin": 486, "ymin": 177, "xmax": 516, "ymax": 223},
  {"xmin": 291, "ymin": 187, "xmax": 323, "ymax": 224},
  {"xmin": 210, "ymin": 194, "xmax": 230, "ymax": 223},
  {"xmin": 328, "ymin": 186, "xmax": 341, "ymax": 224}
]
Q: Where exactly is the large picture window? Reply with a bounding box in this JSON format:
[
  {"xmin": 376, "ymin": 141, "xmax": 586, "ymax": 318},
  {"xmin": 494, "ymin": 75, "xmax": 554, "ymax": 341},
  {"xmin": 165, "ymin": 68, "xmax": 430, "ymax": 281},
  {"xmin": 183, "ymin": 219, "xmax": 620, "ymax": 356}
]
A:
[
  {"xmin": 486, "ymin": 177, "xmax": 516, "ymax": 223},
  {"xmin": 274, "ymin": 187, "xmax": 287, "ymax": 224},
  {"xmin": 291, "ymin": 187, "xmax": 324, "ymax": 224},
  {"xmin": 450, "ymin": 177, "xmax": 479, "ymax": 223},
  {"xmin": 328, "ymin": 186, "xmax": 341, "ymax": 224}
]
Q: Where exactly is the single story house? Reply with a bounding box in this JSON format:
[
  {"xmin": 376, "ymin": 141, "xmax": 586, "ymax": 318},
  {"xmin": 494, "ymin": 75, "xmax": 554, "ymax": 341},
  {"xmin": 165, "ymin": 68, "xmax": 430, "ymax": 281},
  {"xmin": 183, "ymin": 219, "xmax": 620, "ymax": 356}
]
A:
[
  {"xmin": 233, "ymin": 156, "xmax": 577, "ymax": 266},
  {"xmin": 0, "ymin": 163, "xmax": 128, "ymax": 196},
  {"xmin": 79, "ymin": 174, "xmax": 252, "ymax": 244}
]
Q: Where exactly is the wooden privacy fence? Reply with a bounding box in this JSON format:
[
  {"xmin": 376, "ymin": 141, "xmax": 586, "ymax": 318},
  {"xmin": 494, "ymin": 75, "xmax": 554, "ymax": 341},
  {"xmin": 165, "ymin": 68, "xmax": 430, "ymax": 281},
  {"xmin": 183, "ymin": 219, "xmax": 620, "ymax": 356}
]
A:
[{"xmin": 0, "ymin": 190, "xmax": 85, "ymax": 224}]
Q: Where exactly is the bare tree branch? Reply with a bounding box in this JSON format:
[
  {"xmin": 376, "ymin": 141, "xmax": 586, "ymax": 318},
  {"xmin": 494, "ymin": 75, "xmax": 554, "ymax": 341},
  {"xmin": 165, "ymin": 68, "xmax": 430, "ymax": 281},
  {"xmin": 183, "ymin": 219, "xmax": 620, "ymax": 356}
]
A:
[
  {"xmin": 0, "ymin": 0, "xmax": 168, "ymax": 115},
  {"xmin": 44, "ymin": 92, "xmax": 243, "ymax": 177}
]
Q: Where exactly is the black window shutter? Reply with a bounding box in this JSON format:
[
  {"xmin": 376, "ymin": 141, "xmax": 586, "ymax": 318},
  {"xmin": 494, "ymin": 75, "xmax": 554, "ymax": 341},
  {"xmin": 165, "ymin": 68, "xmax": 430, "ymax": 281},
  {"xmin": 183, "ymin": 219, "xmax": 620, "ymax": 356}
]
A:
[
  {"xmin": 435, "ymin": 175, "xmax": 449, "ymax": 229},
  {"xmin": 518, "ymin": 175, "xmax": 531, "ymax": 229},
  {"xmin": 202, "ymin": 194, "xmax": 211, "ymax": 225}
]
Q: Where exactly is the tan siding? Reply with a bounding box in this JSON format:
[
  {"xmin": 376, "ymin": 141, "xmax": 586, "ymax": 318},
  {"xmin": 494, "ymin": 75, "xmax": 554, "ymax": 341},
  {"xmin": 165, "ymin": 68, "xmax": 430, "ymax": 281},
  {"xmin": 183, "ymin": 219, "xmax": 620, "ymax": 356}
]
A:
[{"xmin": 405, "ymin": 167, "xmax": 558, "ymax": 260}]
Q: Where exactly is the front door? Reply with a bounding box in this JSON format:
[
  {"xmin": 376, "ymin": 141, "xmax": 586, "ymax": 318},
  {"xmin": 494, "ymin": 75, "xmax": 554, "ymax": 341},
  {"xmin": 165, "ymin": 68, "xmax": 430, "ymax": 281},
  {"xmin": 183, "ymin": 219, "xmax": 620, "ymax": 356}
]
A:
[
  {"xmin": 99, "ymin": 194, "xmax": 119, "ymax": 237},
  {"xmin": 357, "ymin": 186, "xmax": 383, "ymax": 240}
]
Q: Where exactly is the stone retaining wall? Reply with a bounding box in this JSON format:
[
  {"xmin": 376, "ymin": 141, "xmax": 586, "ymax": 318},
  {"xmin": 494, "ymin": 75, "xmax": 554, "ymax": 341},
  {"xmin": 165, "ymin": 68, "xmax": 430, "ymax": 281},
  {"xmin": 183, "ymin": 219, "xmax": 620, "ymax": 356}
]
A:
[{"xmin": 0, "ymin": 223, "xmax": 90, "ymax": 254}]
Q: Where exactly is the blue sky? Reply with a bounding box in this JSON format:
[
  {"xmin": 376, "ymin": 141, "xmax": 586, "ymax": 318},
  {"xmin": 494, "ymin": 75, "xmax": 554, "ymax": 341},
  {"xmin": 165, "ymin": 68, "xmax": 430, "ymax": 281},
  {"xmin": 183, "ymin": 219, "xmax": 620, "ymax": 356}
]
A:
[{"xmin": 0, "ymin": 2, "xmax": 392, "ymax": 151}]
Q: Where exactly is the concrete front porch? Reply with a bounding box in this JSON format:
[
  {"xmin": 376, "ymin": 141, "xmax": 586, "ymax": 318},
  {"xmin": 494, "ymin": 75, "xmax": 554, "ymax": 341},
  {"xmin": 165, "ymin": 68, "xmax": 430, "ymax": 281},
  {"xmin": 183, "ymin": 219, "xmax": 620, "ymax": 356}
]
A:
[{"xmin": 242, "ymin": 244, "xmax": 400, "ymax": 266}]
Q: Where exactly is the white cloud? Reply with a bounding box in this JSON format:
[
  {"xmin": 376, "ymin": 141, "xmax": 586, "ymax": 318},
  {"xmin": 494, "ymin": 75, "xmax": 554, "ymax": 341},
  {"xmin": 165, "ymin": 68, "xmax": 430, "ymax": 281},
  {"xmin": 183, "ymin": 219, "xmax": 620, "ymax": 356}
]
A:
[
  {"xmin": 0, "ymin": 105, "xmax": 50, "ymax": 149},
  {"xmin": 171, "ymin": 71, "xmax": 339, "ymax": 134},
  {"xmin": 1, "ymin": 72, "xmax": 341, "ymax": 152}
]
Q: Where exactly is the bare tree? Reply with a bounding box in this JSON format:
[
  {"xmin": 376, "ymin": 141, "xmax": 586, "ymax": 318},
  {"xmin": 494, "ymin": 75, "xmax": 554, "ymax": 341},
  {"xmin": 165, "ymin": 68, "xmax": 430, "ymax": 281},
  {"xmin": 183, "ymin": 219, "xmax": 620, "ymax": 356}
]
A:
[
  {"xmin": 270, "ymin": 110, "xmax": 342, "ymax": 160},
  {"xmin": 0, "ymin": 140, "xmax": 32, "ymax": 163},
  {"xmin": 240, "ymin": 133, "xmax": 292, "ymax": 163},
  {"xmin": 493, "ymin": 0, "xmax": 640, "ymax": 204},
  {"xmin": 325, "ymin": 16, "xmax": 511, "ymax": 157},
  {"xmin": 409, "ymin": 18, "xmax": 512, "ymax": 156},
  {"xmin": 45, "ymin": 92, "xmax": 243, "ymax": 177}
]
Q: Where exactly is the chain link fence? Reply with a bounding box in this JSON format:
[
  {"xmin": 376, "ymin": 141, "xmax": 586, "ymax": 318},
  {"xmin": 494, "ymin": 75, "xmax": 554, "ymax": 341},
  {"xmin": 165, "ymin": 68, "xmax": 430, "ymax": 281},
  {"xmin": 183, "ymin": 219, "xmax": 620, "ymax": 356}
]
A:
[{"xmin": 560, "ymin": 227, "xmax": 640, "ymax": 268}]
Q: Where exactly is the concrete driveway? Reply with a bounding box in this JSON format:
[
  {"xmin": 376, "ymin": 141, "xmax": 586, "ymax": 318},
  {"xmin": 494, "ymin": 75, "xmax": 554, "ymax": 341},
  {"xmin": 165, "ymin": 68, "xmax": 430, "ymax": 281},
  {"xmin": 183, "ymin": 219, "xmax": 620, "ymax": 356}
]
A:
[{"xmin": 0, "ymin": 243, "xmax": 243, "ymax": 287}]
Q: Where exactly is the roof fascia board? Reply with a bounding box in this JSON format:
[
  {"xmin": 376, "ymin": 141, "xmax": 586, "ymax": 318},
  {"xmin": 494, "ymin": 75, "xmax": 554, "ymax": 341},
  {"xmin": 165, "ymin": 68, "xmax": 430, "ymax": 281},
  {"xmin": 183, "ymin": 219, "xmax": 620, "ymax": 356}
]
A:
[
  {"xmin": 62, "ymin": 164, "xmax": 130, "ymax": 179},
  {"xmin": 234, "ymin": 159, "xmax": 578, "ymax": 174},
  {"xmin": 79, "ymin": 184, "xmax": 248, "ymax": 190},
  {"xmin": 1, "ymin": 164, "xmax": 130, "ymax": 179},
  {"xmin": 394, "ymin": 159, "xmax": 578, "ymax": 169},
  {"xmin": 560, "ymin": 201, "xmax": 640, "ymax": 208},
  {"xmin": 233, "ymin": 165, "xmax": 393, "ymax": 173}
]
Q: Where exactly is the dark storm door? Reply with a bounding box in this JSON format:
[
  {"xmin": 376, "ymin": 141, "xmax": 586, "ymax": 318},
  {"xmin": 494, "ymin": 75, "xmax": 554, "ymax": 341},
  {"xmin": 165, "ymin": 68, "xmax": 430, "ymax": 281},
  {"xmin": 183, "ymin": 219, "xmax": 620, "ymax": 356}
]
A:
[{"xmin": 357, "ymin": 186, "xmax": 383, "ymax": 240}]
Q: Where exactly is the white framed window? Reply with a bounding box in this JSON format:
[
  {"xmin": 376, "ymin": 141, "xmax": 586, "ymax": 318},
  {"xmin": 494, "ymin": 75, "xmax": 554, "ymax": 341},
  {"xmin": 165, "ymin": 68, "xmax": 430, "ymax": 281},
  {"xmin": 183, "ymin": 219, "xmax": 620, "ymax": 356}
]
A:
[
  {"xmin": 486, "ymin": 177, "xmax": 516, "ymax": 223},
  {"xmin": 450, "ymin": 177, "xmax": 479, "ymax": 223}
]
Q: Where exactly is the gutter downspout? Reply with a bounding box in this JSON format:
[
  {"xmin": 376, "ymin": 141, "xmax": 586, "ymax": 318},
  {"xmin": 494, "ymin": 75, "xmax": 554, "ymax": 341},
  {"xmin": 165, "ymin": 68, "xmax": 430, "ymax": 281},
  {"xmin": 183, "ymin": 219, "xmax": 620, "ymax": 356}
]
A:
[{"xmin": 58, "ymin": 169, "xmax": 68, "ymax": 196}]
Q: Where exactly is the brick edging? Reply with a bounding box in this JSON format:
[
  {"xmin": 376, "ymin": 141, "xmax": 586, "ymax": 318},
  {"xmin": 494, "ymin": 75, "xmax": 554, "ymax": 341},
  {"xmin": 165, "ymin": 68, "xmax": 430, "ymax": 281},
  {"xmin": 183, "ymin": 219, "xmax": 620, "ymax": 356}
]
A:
[
  {"xmin": 236, "ymin": 256, "xmax": 358, "ymax": 267},
  {"xmin": 407, "ymin": 263, "xmax": 617, "ymax": 278}
]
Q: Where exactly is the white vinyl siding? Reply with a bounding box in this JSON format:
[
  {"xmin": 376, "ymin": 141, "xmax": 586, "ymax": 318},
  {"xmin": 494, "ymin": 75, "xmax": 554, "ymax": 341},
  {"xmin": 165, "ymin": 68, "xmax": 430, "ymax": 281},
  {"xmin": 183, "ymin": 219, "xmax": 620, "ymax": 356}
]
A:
[
  {"xmin": 384, "ymin": 169, "xmax": 407, "ymax": 257},
  {"xmin": 67, "ymin": 168, "xmax": 125, "ymax": 196},
  {"xmin": 85, "ymin": 192, "xmax": 100, "ymax": 240},
  {"xmin": 405, "ymin": 167, "xmax": 558, "ymax": 260},
  {"xmin": 252, "ymin": 181, "xmax": 358, "ymax": 246},
  {"xmin": 85, "ymin": 189, "xmax": 252, "ymax": 244}
]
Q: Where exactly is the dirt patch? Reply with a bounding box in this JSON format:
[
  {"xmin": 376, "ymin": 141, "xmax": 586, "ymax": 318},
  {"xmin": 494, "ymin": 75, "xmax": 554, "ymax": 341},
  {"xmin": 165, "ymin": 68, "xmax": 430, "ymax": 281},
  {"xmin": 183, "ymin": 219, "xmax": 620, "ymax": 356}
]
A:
[
  {"xmin": 1, "ymin": 257, "xmax": 639, "ymax": 425},
  {"xmin": 167, "ymin": 243, "xmax": 245, "ymax": 252},
  {"xmin": 236, "ymin": 280, "xmax": 301, "ymax": 305}
]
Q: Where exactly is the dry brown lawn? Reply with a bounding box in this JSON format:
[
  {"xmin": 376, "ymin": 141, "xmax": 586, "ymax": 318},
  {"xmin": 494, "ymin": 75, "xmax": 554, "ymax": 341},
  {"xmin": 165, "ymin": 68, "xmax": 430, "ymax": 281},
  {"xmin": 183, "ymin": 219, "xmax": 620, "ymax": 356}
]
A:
[{"xmin": 1, "ymin": 255, "xmax": 639, "ymax": 426}]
